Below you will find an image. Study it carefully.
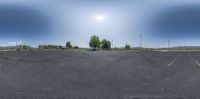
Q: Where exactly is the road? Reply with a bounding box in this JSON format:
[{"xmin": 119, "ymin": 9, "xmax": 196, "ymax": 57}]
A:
[{"xmin": 0, "ymin": 51, "xmax": 200, "ymax": 98}]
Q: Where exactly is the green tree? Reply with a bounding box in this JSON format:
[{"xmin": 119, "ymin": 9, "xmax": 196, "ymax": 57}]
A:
[
  {"xmin": 66, "ymin": 41, "xmax": 72, "ymax": 48},
  {"xmin": 101, "ymin": 39, "xmax": 111, "ymax": 49},
  {"xmin": 89, "ymin": 35, "xmax": 101, "ymax": 50},
  {"xmin": 125, "ymin": 44, "xmax": 131, "ymax": 49}
]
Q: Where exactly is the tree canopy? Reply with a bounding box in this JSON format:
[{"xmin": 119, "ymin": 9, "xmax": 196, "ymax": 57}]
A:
[
  {"xmin": 89, "ymin": 35, "xmax": 101, "ymax": 50},
  {"xmin": 66, "ymin": 41, "xmax": 72, "ymax": 48},
  {"xmin": 101, "ymin": 39, "xmax": 111, "ymax": 49}
]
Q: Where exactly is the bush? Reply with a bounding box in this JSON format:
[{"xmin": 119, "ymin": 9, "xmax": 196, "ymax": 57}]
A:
[
  {"xmin": 66, "ymin": 41, "xmax": 72, "ymax": 49},
  {"xmin": 125, "ymin": 44, "xmax": 131, "ymax": 49},
  {"xmin": 89, "ymin": 35, "xmax": 101, "ymax": 50},
  {"xmin": 38, "ymin": 45, "xmax": 63, "ymax": 49},
  {"xmin": 59, "ymin": 46, "xmax": 65, "ymax": 49},
  {"xmin": 20, "ymin": 45, "xmax": 33, "ymax": 50},
  {"xmin": 74, "ymin": 46, "xmax": 79, "ymax": 49},
  {"xmin": 101, "ymin": 39, "xmax": 111, "ymax": 49}
]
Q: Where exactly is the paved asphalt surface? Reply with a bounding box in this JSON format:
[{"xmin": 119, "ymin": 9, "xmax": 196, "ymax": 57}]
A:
[{"xmin": 0, "ymin": 50, "xmax": 200, "ymax": 99}]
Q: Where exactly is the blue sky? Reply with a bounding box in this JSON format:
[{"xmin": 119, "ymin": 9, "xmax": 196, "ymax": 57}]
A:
[{"xmin": 0, "ymin": 0, "xmax": 200, "ymax": 48}]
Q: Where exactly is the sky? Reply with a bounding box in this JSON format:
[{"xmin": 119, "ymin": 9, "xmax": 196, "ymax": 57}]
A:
[{"xmin": 0, "ymin": 0, "xmax": 200, "ymax": 48}]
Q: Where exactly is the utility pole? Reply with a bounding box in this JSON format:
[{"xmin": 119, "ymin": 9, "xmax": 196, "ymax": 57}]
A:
[
  {"xmin": 131, "ymin": 41, "xmax": 134, "ymax": 48},
  {"xmin": 145, "ymin": 40, "xmax": 148, "ymax": 49},
  {"xmin": 111, "ymin": 39, "xmax": 114, "ymax": 48},
  {"xmin": 139, "ymin": 34, "xmax": 143, "ymax": 48}
]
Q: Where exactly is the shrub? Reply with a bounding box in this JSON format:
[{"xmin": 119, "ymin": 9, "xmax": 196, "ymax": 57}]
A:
[
  {"xmin": 125, "ymin": 44, "xmax": 131, "ymax": 49},
  {"xmin": 20, "ymin": 45, "xmax": 32, "ymax": 50},
  {"xmin": 38, "ymin": 45, "xmax": 63, "ymax": 49},
  {"xmin": 74, "ymin": 46, "xmax": 79, "ymax": 49}
]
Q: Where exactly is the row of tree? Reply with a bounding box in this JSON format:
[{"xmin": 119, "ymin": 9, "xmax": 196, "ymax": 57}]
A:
[
  {"xmin": 17, "ymin": 45, "xmax": 33, "ymax": 51},
  {"xmin": 66, "ymin": 42, "xmax": 79, "ymax": 49},
  {"xmin": 89, "ymin": 35, "xmax": 131, "ymax": 50},
  {"xmin": 38, "ymin": 42, "xmax": 79, "ymax": 50},
  {"xmin": 18, "ymin": 35, "xmax": 131, "ymax": 51},
  {"xmin": 89, "ymin": 35, "xmax": 111, "ymax": 50},
  {"xmin": 38, "ymin": 45, "xmax": 65, "ymax": 49}
]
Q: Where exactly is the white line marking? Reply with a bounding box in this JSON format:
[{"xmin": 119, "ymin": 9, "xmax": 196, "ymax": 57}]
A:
[
  {"xmin": 190, "ymin": 55, "xmax": 200, "ymax": 66},
  {"xmin": 168, "ymin": 55, "xmax": 179, "ymax": 66}
]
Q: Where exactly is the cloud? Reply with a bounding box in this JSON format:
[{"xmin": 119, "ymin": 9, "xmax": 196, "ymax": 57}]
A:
[{"xmin": 8, "ymin": 41, "xmax": 23, "ymax": 46}]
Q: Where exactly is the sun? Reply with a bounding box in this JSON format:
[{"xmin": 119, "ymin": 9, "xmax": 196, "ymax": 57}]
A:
[{"xmin": 95, "ymin": 15, "xmax": 105, "ymax": 22}]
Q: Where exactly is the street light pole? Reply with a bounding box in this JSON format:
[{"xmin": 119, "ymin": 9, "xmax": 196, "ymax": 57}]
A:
[{"xmin": 168, "ymin": 38, "xmax": 170, "ymax": 51}]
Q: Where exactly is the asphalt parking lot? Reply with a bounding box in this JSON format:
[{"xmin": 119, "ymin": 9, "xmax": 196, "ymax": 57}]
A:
[{"xmin": 0, "ymin": 50, "xmax": 200, "ymax": 99}]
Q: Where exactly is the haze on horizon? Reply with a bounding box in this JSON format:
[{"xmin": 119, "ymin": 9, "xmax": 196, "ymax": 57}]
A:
[{"xmin": 0, "ymin": 0, "xmax": 200, "ymax": 48}]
